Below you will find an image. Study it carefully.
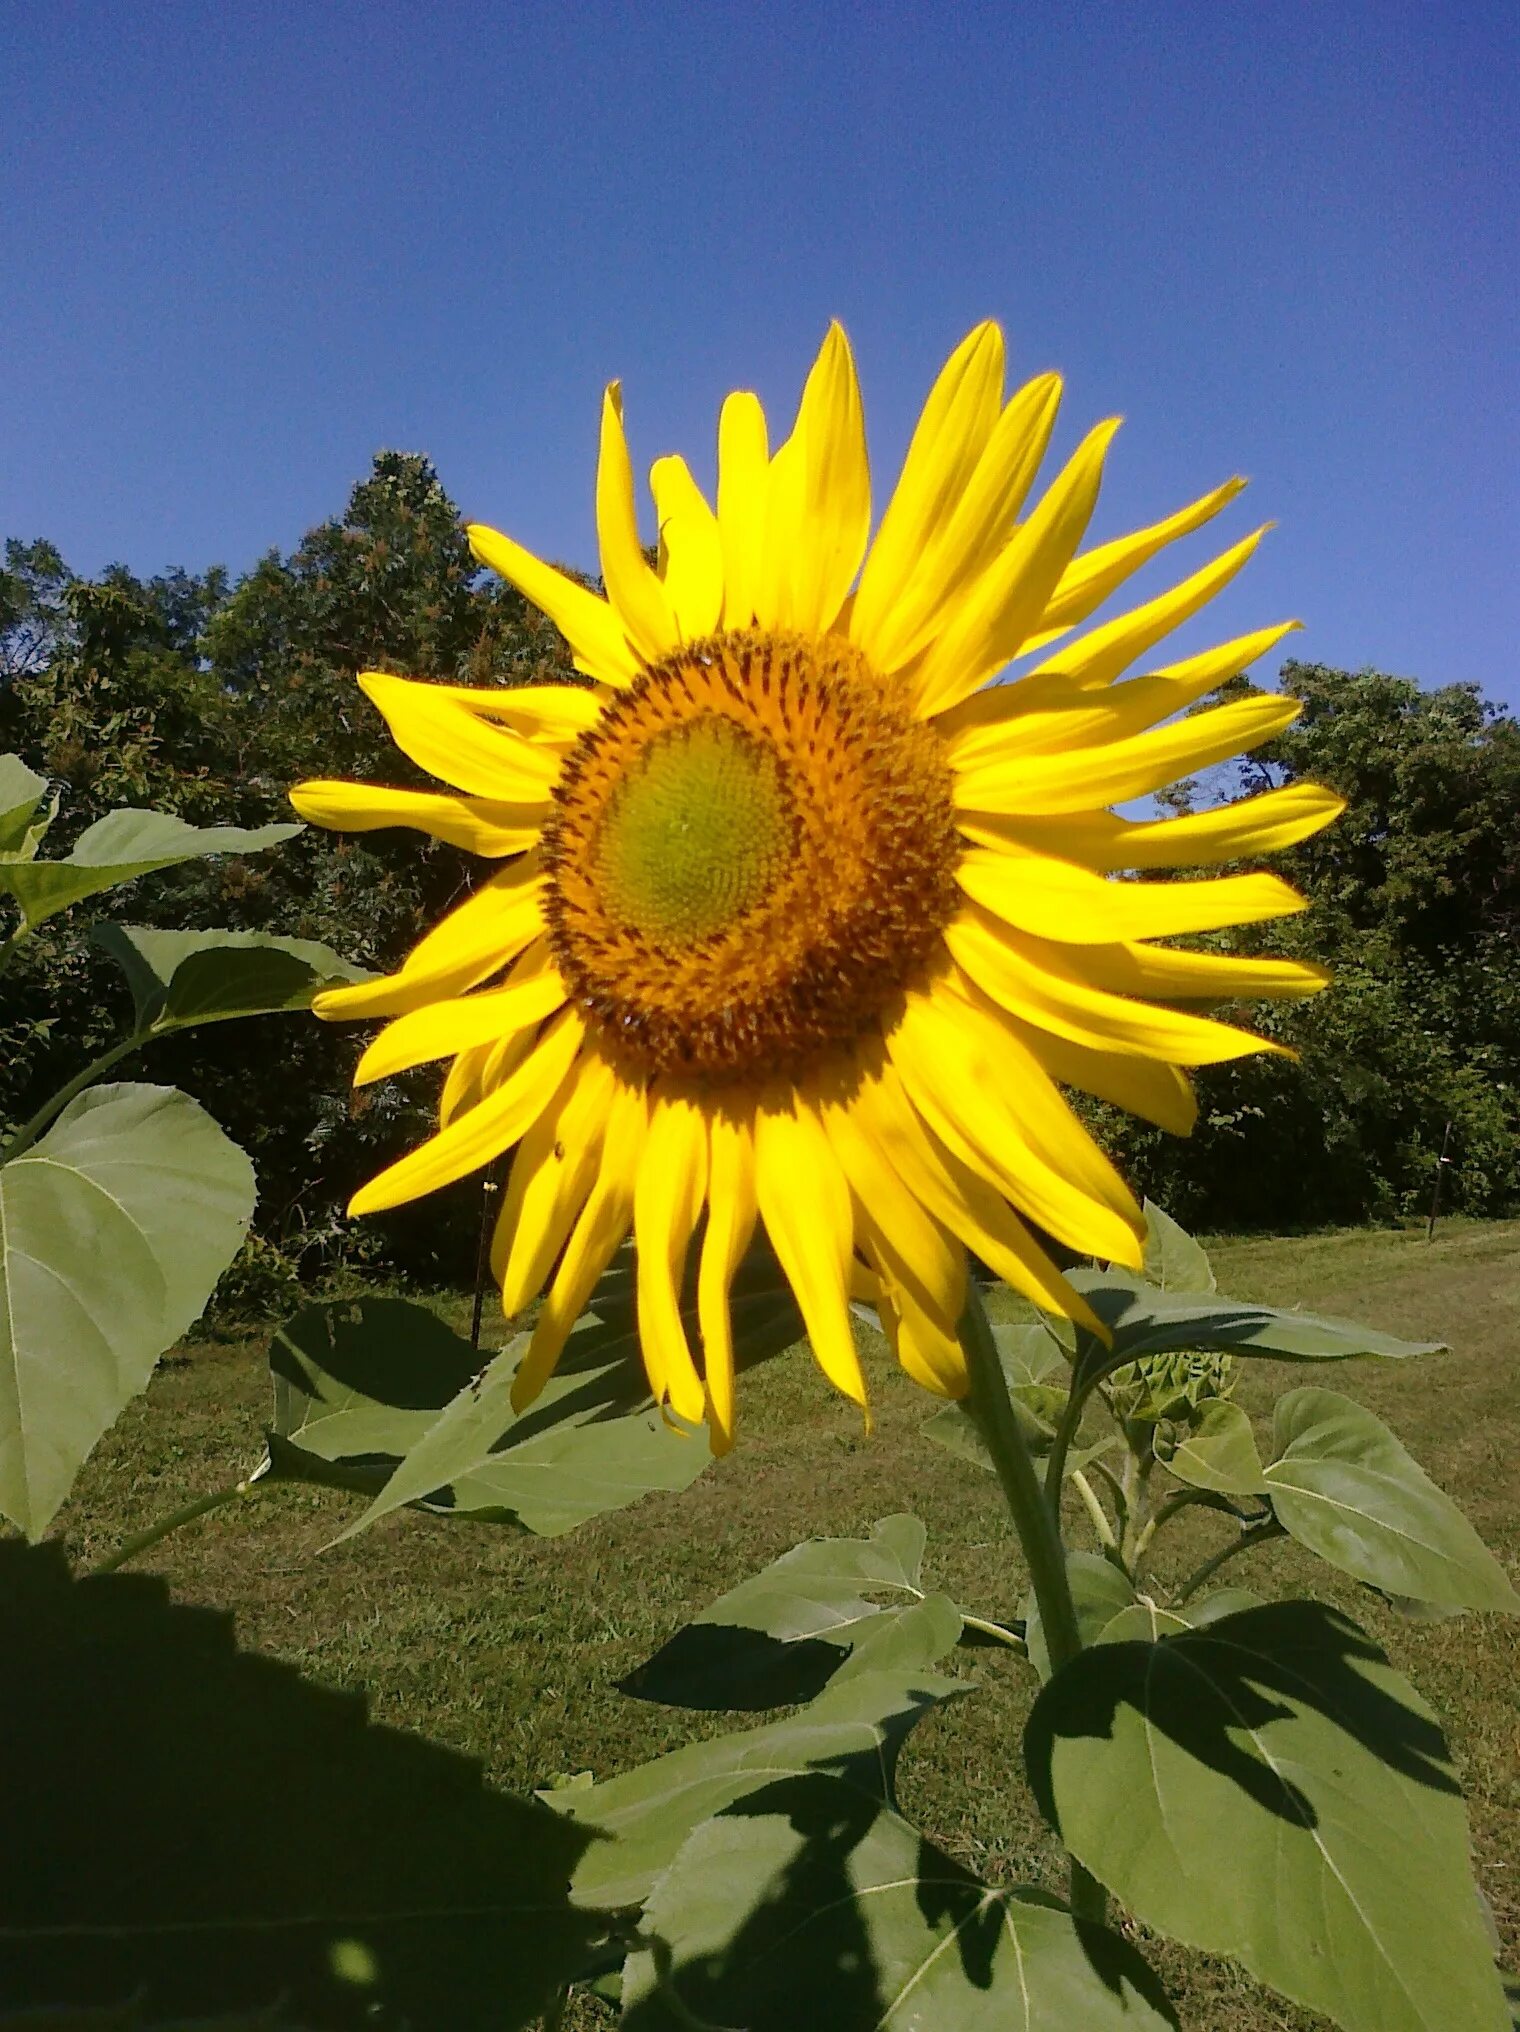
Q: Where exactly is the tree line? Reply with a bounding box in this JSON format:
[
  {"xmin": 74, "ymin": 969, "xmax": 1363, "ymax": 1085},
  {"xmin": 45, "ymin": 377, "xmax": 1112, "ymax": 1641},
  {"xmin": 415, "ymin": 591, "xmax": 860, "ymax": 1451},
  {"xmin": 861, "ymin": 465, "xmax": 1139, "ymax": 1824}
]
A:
[{"xmin": 3, "ymin": 452, "xmax": 1515, "ymax": 1292}]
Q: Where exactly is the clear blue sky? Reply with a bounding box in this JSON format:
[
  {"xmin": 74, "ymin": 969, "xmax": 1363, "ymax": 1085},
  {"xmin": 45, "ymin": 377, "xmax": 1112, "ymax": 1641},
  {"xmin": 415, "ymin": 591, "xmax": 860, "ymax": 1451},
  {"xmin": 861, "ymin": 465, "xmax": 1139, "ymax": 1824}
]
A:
[{"xmin": 4, "ymin": 1, "xmax": 1515, "ymax": 704}]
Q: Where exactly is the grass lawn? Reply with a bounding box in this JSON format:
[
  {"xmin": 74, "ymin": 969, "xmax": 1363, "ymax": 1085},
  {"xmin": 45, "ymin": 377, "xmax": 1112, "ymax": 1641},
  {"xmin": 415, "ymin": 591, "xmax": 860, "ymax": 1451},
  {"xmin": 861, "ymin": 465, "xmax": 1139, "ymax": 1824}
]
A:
[{"xmin": 55, "ymin": 1217, "xmax": 1520, "ymax": 2030}]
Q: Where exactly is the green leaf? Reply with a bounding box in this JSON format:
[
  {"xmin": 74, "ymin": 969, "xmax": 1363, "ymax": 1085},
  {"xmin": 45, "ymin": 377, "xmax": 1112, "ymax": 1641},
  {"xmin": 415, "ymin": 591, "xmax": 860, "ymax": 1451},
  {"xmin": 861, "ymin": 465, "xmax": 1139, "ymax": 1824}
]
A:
[
  {"xmin": 0, "ymin": 1083, "xmax": 254, "ymax": 1539},
  {"xmin": 0, "ymin": 809, "xmax": 298, "ymax": 929},
  {"xmin": 620, "ymin": 1772, "xmax": 1177, "ymax": 2030},
  {"xmin": 1163, "ymin": 1400, "xmax": 1268, "ymax": 1495},
  {"xmin": 922, "ymin": 1319, "xmax": 1074, "ymax": 1469},
  {"xmin": 1142, "ymin": 1199, "xmax": 1216, "ymax": 1292},
  {"xmin": 1264, "ymin": 1387, "xmax": 1520, "ymax": 1610},
  {"xmin": 0, "ymin": 1540, "xmax": 598, "ymax": 2029},
  {"xmin": 1093, "ymin": 1588, "xmax": 1263, "ymax": 1644},
  {"xmin": 1069, "ymin": 1269, "xmax": 1444, "ymax": 1393},
  {"xmin": 620, "ymin": 1516, "xmax": 962, "ymax": 1709},
  {"xmin": 332, "ymin": 1325, "xmax": 711, "ymax": 1540},
  {"xmin": 265, "ymin": 1296, "xmax": 487, "ymax": 1495},
  {"xmin": 545, "ymin": 1663, "xmax": 965, "ymax": 1913},
  {"xmin": 1025, "ymin": 1599, "xmax": 1510, "ymax": 2032},
  {"xmin": 0, "ymin": 754, "xmax": 49, "ymax": 856},
  {"xmin": 92, "ymin": 925, "xmax": 369, "ymax": 1033},
  {"xmin": 1021, "ymin": 1552, "xmax": 1136, "ymax": 1682}
]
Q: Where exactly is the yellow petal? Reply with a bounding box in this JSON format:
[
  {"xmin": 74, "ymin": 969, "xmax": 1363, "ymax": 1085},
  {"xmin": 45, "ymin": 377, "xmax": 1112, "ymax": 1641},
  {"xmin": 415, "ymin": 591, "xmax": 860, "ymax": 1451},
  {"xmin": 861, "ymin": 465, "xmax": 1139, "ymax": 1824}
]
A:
[
  {"xmin": 958, "ymin": 846, "xmax": 1307, "ymax": 943},
  {"xmin": 870, "ymin": 1253, "xmax": 968, "ymax": 1398},
  {"xmin": 1074, "ymin": 939, "xmax": 1330, "ymax": 1004},
  {"xmin": 913, "ymin": 418, "xmax": 1120, "ymax": 718},
  {"xmin": 597, "ymin": 383, "xmax": 679, "ymax": 663},
  {"xmin": 812, "ymin": 1075, "xmax": 967, "ymax": 1326},
  {"xmin": 1021, "ymin": 475, "xmax": 1248, "ymax": 658},
  {"xmin": 313, "ymin": 863, "xmax": 546, "ymax": 1021},
  {"xmin": 468, "ymin": 522, "xmax": 641, "ymax": 686},
  {"xmin": 761, "ymin": 324, "xmax": 870, "ymax": 635},
  {"xmin": 348, "ymin": 1007, "xmax": 584, "ymax": 1214},
  {"xmin": 886, "ymin": 979, "xmax": 1144, "ymax": 1265},
  {"xmin": 941, "ymin": 618, "xmax": 1295, "ymax": 776},
  {"xmin": 511, "ymin": 1076, "xmax": 647, "ymax": 1410},
  {"xmin": 1031, "ymin": 528, "xmax": 1271, "ymax": 692},
  {"xmin": 945, "ymin": 906, "xmax": 1282, "ymax": 1065},
  {"xmin": 753, "ymin": 1091, "xmax": 867, "ymax": 1408},
  {"xmin": 953, "ymin": 691, "xmax": 1302, "ymax": 816},
  {"xmin": 650, "ymin": 454, "xmax": 724, "ymax": 639},
  {"xmin": 1023, "ymin": 1023, "xmax": 1200, "ymax": 1135},
  {"xmin": 864, "ymin": 371, "xmax": 1063, "ymax": 678},
  {"xmin": 290, "ymin": 779, "xmax": 545, "ymax": 857},
  {"xmin": 438, "ymin": 1025, "xmax": 538, "ymax": 1128},
  {"xmin": 962, "ymin": 781, "xmax": 1347, "ymax": 872},
  {"xmin": 851, "ymin": 323, "xmax": 1005, "ymax": 662},
  {"xmin": 495, "ymin": 1049, "xmax": 617, "ymax": 1315},
  {"xmin": 634, "ymin": 1089, "xmax": 709, "ymax": 1423},
  {"xmin": 425, "ymin": 682, "xmax": 605, "ymax": 741},
  {"xmin": 698, "ymin": 1106, "xmax": 759, "ymax": 1455},
  {"xmin": 840, "ymin": 1052, "xmax": 1108, "ymax": 1336},
  {"xmin": 356, "ymin": 671, "xmax": 563, "ymax": 801},
  {"xmin": 353, "ymin": 941, "xmax": 565, "ymax": 1087},
  {"xmin": 716, "ymin": 391, "xmax": 770, "ymax": 630}
]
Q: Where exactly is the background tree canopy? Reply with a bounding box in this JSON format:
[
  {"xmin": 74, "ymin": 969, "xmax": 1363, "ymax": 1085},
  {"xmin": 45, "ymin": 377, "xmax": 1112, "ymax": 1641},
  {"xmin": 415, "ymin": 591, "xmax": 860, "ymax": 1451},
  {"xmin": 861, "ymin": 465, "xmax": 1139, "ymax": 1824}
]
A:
[{"xmin": 3, "ymin": 461, "xmax": 1515, "ymax": 1291}]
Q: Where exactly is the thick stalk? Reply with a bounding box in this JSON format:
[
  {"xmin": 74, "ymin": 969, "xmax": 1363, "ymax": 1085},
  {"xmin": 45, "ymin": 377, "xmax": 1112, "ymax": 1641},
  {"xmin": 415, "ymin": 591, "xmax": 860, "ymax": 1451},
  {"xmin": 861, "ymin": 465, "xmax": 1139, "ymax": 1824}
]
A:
[
  {"xmin": 2, "ymin": 1033, "xmax": 142, "ymax": 1162},
  {"xmin": 91, "ymin": 1469, "xmax": 269, "ymax": 1575},
  {"xmin": 959, "ymin": 1283, "xmax": 1107, "ymax": 1925},
  {"xmin": 1041, "ymin": 1379, "xmax": 1086, "ymax": 1520}
]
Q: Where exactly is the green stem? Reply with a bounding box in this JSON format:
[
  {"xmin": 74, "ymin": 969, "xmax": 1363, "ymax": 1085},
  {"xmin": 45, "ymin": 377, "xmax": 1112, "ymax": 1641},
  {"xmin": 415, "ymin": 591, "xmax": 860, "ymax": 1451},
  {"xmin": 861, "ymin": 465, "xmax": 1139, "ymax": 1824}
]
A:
[
  {"xmin": 1173, "ymin": 1520, "xmax": 1286, "ymax": 1606},
  {"xmin": 1069, "ymin": 1469, "xmax": 1120, "ymax": 1554},
  {"xmin": 1131, "ymin": 1486, "xmax": 1238, "ymax": 1572},
  {"xmin": 959, "ymin": 1610, "xmax": 1028, "ymax": 1654},
  {"xmin": 91, "ymin": 1466, "xmax": 269, "ymax": 1575},
  {"xmin": 2, "ymin": 1032, "xmax": 144, "ymax": 1162},
  {"xmin": 959, "ymin": 1282, "xmax": 1107, "ymax": 1926},
  {"xmin": 1042, "ymin": 1379, "xmax": 1086, "ymax": 1521}
]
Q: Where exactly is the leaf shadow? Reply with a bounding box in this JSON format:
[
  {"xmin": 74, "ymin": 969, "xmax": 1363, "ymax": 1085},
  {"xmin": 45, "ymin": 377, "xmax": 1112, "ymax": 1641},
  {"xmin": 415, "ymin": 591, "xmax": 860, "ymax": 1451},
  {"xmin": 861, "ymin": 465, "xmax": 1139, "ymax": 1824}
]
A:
[
  {"xmin": 0, "ymin": 1541, "xmax": 599, "ymax": 2031},
  {"xmin": 617, "ymin": 1622, "xmax": 849, "ymax": 1711},
  {"xmin": 1025, "ymin": 1599, "xmax": 1459, "ymax": 1839}
]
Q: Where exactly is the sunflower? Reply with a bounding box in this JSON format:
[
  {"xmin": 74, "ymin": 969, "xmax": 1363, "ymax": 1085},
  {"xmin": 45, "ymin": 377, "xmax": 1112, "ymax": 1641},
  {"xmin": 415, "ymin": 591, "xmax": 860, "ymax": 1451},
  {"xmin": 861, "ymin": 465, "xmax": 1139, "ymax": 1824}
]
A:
[{"xmin": 292, "ymin": 323, "xmax": 1340, "ymax": 1451}]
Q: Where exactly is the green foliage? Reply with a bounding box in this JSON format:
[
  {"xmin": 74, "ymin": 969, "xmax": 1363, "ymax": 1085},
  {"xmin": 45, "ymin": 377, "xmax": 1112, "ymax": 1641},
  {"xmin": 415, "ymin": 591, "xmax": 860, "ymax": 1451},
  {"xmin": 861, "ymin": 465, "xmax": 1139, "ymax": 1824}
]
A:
[
  {"xmin": 1026, "ymin": 1601, "xmax": 1510, "ymax": 2032},
  {"xmin": 622, "ymin": 1773, "xmax": 1179, "ymax": 2030},
  {"xmin": 0, "ymin": 454, "xmax": 582, "ymax": 1279},
  {"xmin": 620, "ymin": 1515, "xmax": 963, "ymax": 1708},
  {"xmin": 265, "ymin": 1235, "xmax": 806, "ymax": 1538},
  {"xmin": 1105, "ymin": 661, "xmax": 1520, "ymax": 1227},
  {"xmin": 0, "ymin": 1083, "xmax": 255, "ymax": 1539}
]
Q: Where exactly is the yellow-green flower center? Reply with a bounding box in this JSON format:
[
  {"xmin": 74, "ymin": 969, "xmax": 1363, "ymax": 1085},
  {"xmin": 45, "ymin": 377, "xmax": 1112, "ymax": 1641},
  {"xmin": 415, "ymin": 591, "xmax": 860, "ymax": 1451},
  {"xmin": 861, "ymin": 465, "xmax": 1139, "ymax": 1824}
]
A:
[{"xmin": 592, "ymin": 715, "xmax": 796, "ymax": 945}]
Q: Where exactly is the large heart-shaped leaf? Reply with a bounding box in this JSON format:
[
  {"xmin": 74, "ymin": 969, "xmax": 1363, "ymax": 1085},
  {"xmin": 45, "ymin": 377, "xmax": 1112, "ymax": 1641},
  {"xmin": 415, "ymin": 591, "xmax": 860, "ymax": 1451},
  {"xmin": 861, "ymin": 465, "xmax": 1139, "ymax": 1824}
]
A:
[
  {"xmin": 334, "ymin": 1326, "xmax": 714, "ymax": 1540},
  {"xmin": 1025, "ymin": 1599, "xmax": 1510, "ymax": 2032},
  {"xmin": 0, "ymin": 1084, "xmax": 254, "ymax": 1539},
  {"xmin": 1163, "ymin": 1399, "xmax": 1268, "ymax": 1494},
  {"xmin": 543, "ymin": 1664, "xmax": 965, "ymax": 1913},
  {"xmin": 620, "ymin": 1516, "xmax": 962, "ymax": 1709},
  {"xmin": 1265, "ymin": 1388, "xmax": 1519, "ymax": 1610},
  {"xmin": 1142, "ymin": 1200, "xmax": 1215, "ymax": 1292},
  {"xmin": 0, "ymin": 1541, "xmax": 599, "ymax": 2029},
  {"xmin": 0, "ymin": 811, "xmax": 298, "ymax": 929},
  {"xmin": 621, "ymin": 1772, "xmax": 1177, "ymax": 2030},
  {"xmin": 265, "ymin": 1296, "xmax": 488, "ymax": 1494},
  {"xmin": 93, "ymin": 925, "xmax": 368, "ymax": 1033},
  {"xmin": 1069, "ymin": 1271, "xmax": 1444, "ymax": 1393}
]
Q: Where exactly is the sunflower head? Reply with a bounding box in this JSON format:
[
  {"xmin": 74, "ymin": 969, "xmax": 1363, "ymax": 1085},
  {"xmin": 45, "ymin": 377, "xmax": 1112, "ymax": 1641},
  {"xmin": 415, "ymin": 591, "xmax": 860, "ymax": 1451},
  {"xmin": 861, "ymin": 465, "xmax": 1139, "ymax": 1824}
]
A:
[{"xmin": 291, "ymin": 321, "xmax": 1340, "ymax": 1452}]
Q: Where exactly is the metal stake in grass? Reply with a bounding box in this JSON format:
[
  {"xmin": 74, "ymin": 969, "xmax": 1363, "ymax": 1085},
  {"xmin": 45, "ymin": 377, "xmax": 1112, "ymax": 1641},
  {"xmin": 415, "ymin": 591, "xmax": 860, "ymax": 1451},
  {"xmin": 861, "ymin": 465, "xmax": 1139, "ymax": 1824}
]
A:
[
  {"xmin": 470, "ymin": 1157, "xmax": 506, "ymax": 1350},
  {"xmin": 1426, "ymin": 1118, "xmax": 1454, "ymax": 1243}
]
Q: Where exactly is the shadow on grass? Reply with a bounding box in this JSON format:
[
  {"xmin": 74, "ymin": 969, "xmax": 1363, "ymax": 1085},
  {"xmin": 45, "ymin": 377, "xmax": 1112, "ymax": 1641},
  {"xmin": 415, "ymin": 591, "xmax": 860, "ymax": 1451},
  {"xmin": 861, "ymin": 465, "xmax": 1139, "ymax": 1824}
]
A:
[{"xmin": 0, "ymin": 1541, "xmax": 600, "ymax": 2031}]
